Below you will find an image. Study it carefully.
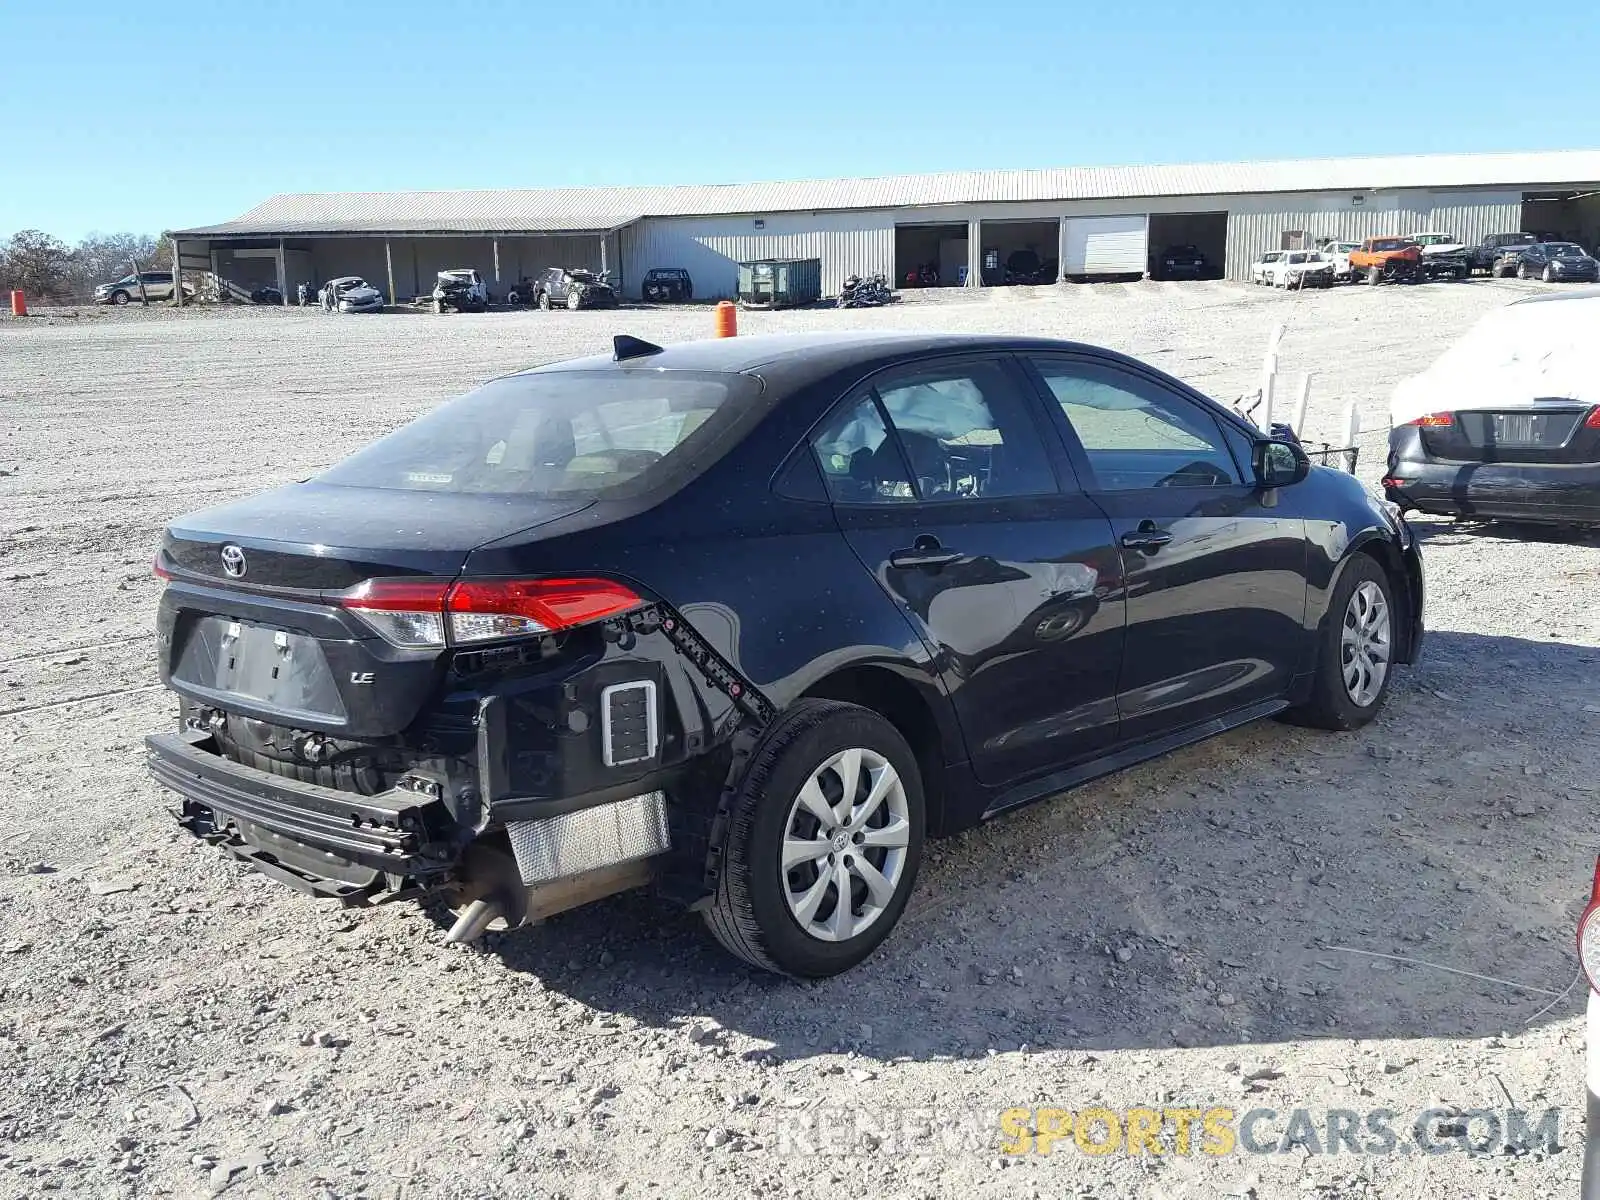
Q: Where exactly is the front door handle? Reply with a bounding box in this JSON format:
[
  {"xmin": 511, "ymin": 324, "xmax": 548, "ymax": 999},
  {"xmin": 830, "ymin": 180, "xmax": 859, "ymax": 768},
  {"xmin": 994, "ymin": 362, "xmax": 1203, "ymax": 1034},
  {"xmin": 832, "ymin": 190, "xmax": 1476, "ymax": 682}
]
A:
[
  {"xmin": 890, "ymin": 537, "xmax": 963, "ymax": 570},
  {"xmin": 1120, "ymin": 525, "xmax": 1173, "ymax": 551}
]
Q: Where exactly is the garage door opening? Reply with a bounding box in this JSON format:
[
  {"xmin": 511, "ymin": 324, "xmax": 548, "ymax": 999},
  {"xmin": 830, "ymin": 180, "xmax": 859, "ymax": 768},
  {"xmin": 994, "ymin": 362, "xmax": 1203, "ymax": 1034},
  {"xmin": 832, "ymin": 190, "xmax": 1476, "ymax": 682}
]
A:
[
  {"xmin": 1521, "ymin": 190, "xmax": 1600, "ymax": 253},
  {"xmin": 981, "ymin": 220, "xmax": 1060, "ymax": 285},
  {"xmin": 1146, "ymin": 212, "xmax": 1227, "ymax": 280},
  {"xmin": 894, "ymin": 223, "xmax": 967, "ymax": 288}
]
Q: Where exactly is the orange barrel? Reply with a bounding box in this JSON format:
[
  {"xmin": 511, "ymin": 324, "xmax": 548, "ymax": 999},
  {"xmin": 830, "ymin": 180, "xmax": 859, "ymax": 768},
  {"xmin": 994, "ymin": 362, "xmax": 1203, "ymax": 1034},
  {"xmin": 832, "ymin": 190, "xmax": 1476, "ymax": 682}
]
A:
[
  {"xmin": 9, "ymin": 291, "xmax": 25, "ymax": 317},
  {"xmin": 713, "ymin": 300, "xmax": 737, "ymax": 338}
]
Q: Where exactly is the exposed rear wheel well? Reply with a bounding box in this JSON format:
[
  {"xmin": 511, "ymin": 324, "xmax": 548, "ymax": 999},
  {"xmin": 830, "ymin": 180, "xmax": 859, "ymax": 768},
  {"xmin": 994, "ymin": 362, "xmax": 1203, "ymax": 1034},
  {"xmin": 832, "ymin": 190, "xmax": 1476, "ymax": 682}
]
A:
[{"xmin": 801, "ymin": 667, "xmax": 950, "ymax": 834}]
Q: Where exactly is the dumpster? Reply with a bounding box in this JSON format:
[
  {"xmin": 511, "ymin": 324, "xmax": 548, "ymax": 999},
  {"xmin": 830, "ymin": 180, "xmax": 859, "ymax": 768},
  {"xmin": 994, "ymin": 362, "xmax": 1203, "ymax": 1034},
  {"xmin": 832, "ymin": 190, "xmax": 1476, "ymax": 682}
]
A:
[{"xmin": 737, "ymin": 258, "xmax": 822, "ymax": 310}]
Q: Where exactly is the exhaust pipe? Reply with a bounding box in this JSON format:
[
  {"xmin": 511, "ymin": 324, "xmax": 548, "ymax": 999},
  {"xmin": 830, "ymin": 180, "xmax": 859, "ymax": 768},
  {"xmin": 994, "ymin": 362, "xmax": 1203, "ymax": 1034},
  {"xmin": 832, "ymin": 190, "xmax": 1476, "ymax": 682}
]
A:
[
  {"xmin": 444, "ymin": 897, "xmax": 503, "ymax": 944},
  {"xmin": 442, "ymin": 844, "xmax": 658, "ymax": 945}
]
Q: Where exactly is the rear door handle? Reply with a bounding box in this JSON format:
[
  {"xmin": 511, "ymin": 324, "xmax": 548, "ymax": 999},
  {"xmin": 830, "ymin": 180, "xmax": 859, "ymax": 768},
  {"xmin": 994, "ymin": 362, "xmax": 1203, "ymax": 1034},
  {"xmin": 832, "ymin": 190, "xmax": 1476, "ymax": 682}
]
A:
[
  {"xmin": 1120, "ymin": 528, "xmax": 1173, "ymax": 550},
  {"xmin": 890, "ymin": 539, "xmax": 963, "ymax": 569}
]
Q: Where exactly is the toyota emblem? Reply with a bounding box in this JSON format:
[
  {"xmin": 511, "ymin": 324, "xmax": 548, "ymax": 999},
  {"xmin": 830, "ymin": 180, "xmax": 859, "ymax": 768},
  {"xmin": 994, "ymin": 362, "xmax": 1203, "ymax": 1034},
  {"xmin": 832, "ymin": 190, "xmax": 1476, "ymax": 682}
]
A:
[{"xmin": 220, "ymin": 544, "xmax": 247, "ymax": 578}]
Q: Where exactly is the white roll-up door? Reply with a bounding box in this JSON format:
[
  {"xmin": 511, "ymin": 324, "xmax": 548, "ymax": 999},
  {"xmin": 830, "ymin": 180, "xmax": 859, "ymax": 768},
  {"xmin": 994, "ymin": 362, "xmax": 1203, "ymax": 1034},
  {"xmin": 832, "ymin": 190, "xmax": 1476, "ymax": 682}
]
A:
[{"xmin": 1064, "ymin": 215, "xmax": 1149, "ymax": 275}]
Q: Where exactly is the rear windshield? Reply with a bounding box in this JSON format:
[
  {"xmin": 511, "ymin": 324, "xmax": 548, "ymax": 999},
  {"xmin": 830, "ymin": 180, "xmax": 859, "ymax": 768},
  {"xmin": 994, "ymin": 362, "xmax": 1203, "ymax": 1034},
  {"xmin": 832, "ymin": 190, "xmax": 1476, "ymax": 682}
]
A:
[
  {"xmin": 1371, "ymin": 239, "xmax": 1406, "ymax": 251},
  {"xmin": 318, "ymin": 370, "xmax": 760, "ymax": 498}
]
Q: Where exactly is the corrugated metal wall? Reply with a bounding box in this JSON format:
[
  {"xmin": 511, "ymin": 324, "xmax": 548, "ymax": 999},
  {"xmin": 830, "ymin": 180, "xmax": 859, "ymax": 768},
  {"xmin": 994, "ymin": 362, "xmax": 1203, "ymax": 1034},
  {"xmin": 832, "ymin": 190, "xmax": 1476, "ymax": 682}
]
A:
[
  {"xmin": 622, "ymin": 211, "xmax": 895, "ymax": 300},
  {"xmin": 615, "ymin": 186, "xmax": 1531, "ymax": 295},
  {"xmin": 1224, "ymin": 188, "xmax": 1523, "ymax": 279}
]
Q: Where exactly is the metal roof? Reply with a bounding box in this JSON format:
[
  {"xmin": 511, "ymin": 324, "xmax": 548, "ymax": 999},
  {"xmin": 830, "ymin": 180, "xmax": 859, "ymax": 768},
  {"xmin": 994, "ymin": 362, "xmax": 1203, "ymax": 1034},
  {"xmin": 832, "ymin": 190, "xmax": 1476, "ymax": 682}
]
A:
[{"xmin": 176, "ymin": 150, "xmax": 1600, "ymax": 238}]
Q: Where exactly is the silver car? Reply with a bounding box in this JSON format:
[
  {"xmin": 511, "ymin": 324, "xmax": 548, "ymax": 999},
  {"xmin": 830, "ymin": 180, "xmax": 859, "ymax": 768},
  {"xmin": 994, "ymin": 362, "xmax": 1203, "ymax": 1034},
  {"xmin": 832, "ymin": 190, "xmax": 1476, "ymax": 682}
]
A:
[
  {"xmin": 93, "ymin": 272, "xmax": 194, "ymax": 305},
  {"xmin": 319, "ymin": 276, "xmax": 385, "ymax": 314}
]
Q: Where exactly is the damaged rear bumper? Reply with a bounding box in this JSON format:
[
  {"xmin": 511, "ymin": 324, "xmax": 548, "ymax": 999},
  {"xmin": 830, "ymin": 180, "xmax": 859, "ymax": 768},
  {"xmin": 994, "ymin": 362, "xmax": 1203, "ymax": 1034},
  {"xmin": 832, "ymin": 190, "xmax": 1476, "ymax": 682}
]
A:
[{"xmin": 148, "ymin": 730, "xmax": 461, "ymax": 902}]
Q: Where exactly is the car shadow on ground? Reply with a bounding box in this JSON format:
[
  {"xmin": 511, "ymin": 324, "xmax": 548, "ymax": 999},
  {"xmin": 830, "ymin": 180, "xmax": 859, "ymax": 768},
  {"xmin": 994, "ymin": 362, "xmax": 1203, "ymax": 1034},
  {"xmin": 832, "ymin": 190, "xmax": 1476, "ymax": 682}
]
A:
[
  {"xmin": 445, "ymin": 629, "xmax": 1596, "ymax": 1065},
  {"xmin": 1409, "ymin": 515, "xmax": 1599, "ymax": 547}
]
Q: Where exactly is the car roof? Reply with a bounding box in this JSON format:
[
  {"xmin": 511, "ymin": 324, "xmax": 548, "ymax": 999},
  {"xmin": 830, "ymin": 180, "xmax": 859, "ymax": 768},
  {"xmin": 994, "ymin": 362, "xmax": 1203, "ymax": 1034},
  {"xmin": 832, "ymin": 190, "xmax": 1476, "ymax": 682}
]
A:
[
  {"xmin": 1511, "ymin": 286, "xmax": 1600, "ymax": 306},
  {"xmin": 517, "ymin": 331, "xmax": 1123, "ymax": 390}
]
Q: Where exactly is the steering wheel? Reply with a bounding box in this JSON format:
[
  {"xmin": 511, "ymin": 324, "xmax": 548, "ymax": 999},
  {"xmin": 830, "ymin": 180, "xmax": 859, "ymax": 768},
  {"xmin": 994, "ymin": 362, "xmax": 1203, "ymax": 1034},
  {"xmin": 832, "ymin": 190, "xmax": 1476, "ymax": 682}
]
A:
[{"xmin": 1154, "ymin": 460, "xmax": 1232, "ymax": 488}]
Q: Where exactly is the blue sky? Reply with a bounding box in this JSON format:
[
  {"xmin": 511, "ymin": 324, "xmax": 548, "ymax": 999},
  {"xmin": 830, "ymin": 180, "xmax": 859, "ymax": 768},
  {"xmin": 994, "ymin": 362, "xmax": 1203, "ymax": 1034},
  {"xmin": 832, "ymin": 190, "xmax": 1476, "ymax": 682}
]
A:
[{"xmin": 4, "ymin": 0, "xmax": 1597, "ymax": 241}]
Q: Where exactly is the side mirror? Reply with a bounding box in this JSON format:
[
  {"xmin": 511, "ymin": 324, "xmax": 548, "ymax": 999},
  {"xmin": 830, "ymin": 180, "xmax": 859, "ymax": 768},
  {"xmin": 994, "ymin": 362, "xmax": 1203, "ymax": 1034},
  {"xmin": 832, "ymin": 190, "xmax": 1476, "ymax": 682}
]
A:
[{"xmin": 1254, "ymin": 438, "xmax": 1310, "ymax": 489}]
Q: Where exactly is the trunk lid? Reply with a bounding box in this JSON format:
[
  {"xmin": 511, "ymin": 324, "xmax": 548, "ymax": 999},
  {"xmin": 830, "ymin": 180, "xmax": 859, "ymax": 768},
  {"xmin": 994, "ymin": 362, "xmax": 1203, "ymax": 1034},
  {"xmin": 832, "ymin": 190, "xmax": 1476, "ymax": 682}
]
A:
[
  {"xmin": 1420, "ymin": 402, "xmax": 1600, "ymax": 464},
  {"xmin": 158, "ymin": 482, "xmax": 592, "ymax": 737}
]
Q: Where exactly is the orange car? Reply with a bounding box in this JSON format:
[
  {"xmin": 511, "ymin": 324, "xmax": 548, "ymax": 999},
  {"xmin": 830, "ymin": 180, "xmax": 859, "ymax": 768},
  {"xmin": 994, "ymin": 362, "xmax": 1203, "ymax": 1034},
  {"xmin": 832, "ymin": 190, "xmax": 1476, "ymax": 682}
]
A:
[{"xmin": 1349, "ymin": 237, "xmax": 1424, "ymax": 284}]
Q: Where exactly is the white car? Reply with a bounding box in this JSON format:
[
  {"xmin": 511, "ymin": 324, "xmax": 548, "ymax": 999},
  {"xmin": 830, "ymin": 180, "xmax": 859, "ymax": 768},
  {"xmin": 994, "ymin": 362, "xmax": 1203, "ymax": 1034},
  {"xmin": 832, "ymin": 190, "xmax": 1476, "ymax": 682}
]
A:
[
  {"xmin": 1249, "ymin": 251, "xmax": 1284, "ymax": 285},
  {"xmin": 320, "ymin": 276, "xmax": 385, "ymax": 313},
  {"xmin": 1254, "ymin": 250, "xmax": 1336, "ymax": 289},
  {"xmin": 1317, "ymin": 240, "xmax": 1362, "ymax": 280}
]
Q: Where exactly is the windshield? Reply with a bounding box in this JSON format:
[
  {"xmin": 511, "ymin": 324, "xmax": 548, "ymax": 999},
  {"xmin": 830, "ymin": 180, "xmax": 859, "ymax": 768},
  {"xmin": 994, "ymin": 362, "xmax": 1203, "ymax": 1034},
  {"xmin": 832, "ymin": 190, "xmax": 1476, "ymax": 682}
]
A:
[
  {"xmin": 336, "ymin": 278, "xmax": 368, "ymax": 290},
  {"xmin": 1413, "ymin": 233, "xmax": 1454, "ymax": 245},
  {"xmin": 1372, "ymin": 239, "xmax": 1406, "ymax": 251},
  {"xmin": 1547, "ymin": 243, "xmax": 1584, "ymax": 256},
  {"xmin": 318, "ymin": 370, "xmax": 758, "ymax": 497}
]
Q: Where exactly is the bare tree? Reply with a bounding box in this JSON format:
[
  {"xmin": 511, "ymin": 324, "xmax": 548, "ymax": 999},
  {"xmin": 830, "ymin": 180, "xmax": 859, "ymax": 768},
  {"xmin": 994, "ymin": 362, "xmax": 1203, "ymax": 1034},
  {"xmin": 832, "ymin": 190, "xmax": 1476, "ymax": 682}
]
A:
[
  {"xmin": 1, "ymin": 230, "xmax": 73, "ymax": 299},
  {"xmin": 67, "ymin": 232, "xmax": 160, "ymax": 297}
]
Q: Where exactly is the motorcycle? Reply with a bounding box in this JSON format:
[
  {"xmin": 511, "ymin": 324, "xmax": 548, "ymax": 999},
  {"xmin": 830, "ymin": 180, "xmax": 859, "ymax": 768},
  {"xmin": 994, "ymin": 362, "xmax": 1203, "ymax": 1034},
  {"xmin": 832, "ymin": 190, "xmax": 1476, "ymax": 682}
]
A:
[{"xmin": 837, "ymin": 273, "xmax": 897, "ymax": 309}]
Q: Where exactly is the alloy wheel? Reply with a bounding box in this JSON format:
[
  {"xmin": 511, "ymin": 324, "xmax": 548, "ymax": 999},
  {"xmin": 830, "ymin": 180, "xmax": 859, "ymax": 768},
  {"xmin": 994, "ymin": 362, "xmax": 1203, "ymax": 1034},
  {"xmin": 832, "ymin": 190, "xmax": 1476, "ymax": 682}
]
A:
[
  {"xmin": 1340, "ymin": 581, "xmax": 1391, "ymax": 707},
  {"xmin": 780, "ymin": 747, "xmax": 911, "ymax": 942}
]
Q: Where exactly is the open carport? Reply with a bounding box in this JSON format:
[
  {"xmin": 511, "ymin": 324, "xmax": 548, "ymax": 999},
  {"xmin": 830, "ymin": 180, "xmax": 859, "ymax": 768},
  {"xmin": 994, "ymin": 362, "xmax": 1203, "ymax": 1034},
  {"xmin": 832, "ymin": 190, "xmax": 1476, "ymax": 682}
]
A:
[
  {"xmin": 1146, "ymin": 211, "xmax": 1227, "ymax": 278},
  {"xmin": 894, "ymin": 222, "xmax": 968, "ymax": 287},
  {"xmin": 1521, "ymin": 189, "xmax": 1600, "ymax": 251}
]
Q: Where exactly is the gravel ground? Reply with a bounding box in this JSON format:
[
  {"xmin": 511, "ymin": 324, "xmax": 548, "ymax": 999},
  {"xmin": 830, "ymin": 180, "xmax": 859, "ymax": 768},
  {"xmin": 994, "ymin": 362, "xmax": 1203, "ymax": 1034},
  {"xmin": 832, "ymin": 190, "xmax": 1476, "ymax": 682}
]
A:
[{"xmin": 2, "ymin": 279, "xmax": 1598, "ymax": 1199}]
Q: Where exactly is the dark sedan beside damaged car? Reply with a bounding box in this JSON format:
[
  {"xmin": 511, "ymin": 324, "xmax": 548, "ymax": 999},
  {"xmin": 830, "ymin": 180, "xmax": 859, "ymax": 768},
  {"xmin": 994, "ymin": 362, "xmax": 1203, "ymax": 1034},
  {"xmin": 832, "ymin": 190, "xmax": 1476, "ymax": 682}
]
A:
[
  {"xmin": 1386, "ymin": 289, "xmax": 1600, "ymax": 530},
  {"xmin": 148, "ymin": 331, "xmax": 1424, "ymax": 978}
]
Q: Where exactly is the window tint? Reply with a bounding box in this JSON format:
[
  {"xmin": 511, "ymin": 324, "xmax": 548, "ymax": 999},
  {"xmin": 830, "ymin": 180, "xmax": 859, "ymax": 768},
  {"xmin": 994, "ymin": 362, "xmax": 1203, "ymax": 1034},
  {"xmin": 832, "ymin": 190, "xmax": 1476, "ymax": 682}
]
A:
[
  {"xmin": 810, "ymin": 394, "xmax": 916, "ymax": 504},
  {"xmin": 871, "ymin": 360, "xmax": 1056, "ymax": 500},
  {"xmin": 318, "ymin": 370, "xmax": 755, "ymax": 497},
  {"xmin": 1030, "ymin": 359, "xmax": 1243, "ymax": 492}
]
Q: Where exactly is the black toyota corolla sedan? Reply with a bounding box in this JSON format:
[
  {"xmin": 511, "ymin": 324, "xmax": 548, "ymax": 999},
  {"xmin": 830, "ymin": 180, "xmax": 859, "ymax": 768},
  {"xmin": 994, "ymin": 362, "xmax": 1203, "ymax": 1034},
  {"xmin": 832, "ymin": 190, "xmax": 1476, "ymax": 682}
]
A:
[{"xmin": 148, "ymin": 331, "xmax": 1424, "ymax": 977}]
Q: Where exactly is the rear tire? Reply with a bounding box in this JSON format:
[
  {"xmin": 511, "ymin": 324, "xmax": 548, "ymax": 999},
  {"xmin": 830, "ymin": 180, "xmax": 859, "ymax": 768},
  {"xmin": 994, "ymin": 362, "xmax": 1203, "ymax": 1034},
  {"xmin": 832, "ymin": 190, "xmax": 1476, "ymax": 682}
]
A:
[
  {"xmin": 566, "ymin": 290, "xmax": 583, "ymax": 311},
  {"xmin": 536, "ymin": 291, "xmax": 550, "ymax": 310},
  {"xmin": 1543, "ymin": 265, "xmax": 1555, "ymax": 283},
  {"xmin": 703, "ymin": 699, "xmax": 925, "ymax": 978},
  {"xmin": 1283, "ymin": 554, "xmax": 1397, "ymax": 731}
]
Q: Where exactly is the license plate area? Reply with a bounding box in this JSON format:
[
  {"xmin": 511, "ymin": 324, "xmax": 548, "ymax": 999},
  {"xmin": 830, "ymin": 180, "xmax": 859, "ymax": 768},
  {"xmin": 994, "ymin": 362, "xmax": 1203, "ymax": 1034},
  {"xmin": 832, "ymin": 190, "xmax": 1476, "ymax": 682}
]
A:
[
  {"xmin": 1459, "ymin": 409, "xmax": 1584, "ymax": 452},
  {"xmin": 173, "ymin": 616, "xmax": 348, "ymax": 721}
]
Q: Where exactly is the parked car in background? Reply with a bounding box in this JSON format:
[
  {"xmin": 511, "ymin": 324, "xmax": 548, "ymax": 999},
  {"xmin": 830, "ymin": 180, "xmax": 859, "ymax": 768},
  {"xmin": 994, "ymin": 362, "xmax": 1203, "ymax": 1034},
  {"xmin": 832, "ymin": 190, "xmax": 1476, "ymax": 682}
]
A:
[
  {"xmin": 1316, "ymin": 240, "xmax": 1362, "ymax": 281},
  {"xmin": 146, "ymin": 330, "xmax": 1424, "ymax": 978},
  {"xmin": 1002, "ymin": 249, "xmax": 1055, "ymax": 285},
  {"xmin": 1154, "ymin": 244, "xmax": 1210, "ymax": 280},
  {"xmin": 433, "ymin": 269, "xmax": 489, "ymax": 313},
  {"xmin": 642, "ymin": 268, "xmax": 694, "ymax": 302},
  {"xmin": 1258, "ymin": 250, "xmax": 1336, "ymax": 289},
  {"xmin": 93, "ymin": 271, "xmax": 194, "ymax": 305},
  {"xmin": 319, "ymin": 276, "xmax": 384, "ymax": 314},
  {"xmin": 1386, "ymin": 289, "xmax": 1600, "ymax": 529},
  {"xmin": 1514, "ymin": 242, "xmax": 1599, "ymax": 283},
  {"xmin": 1350, "ymin": 237, "xmax": 1424, "ymax": 284},
  {"xmin": 532, "ymin": 267, "xmax": 618, "ymax": 310},
  {"xmin": 1250, "ymin": 251, "xmax": 1285, "ymax": 284},
  {"xmin": 1491, "ymin": 246, "xmax": 1529, "ymax": 277},
  {"xmin": 1409, "ymin": 231, "xmax": 1470, "ymax": 280},
  {"xmin": 1468, "ymin": 232, "xmax": 1538, "ymax": 274}
]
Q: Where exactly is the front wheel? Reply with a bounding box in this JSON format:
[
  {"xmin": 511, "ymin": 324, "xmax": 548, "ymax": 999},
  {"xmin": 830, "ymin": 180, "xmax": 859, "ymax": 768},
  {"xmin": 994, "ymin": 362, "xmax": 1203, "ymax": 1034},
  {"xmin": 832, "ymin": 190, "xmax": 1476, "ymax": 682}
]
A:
[
  {"xmin": 1543, "ymin": 266, "xmax": 1555, "ymax": 283},
  {"xmin": 703, "ymin": 700, "xmax": 925, "ymax": 978},
  {"xmin": 1283, "ymin": 554, "xmax": 1396, "ymax": 731},
  {"xmin": 112, "ymin": 290, "xmax": 130, "ymax": 305},
  {"xmin": 536, "ymin": 291, "xmax": 551, "ymax": 310}
]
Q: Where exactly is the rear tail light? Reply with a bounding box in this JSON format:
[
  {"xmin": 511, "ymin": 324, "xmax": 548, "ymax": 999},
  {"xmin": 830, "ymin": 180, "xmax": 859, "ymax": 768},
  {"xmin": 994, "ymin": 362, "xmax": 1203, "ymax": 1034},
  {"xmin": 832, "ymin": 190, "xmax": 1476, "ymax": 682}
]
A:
[
  {"xmin": 1584, "ymin": 407, "xmax": 1600, "ymax": 429},
  {"xmin": 340, "ymin": 577, "xmax": 643, "ymax": 648},
  {"xmin": 1579, "ymin": 857, "xmax": 1600, "ymax": 994},
  {"xmin": 1406, "ymin": 412, "xmax": 1454, "ymax": 427},
  {"xmin": 1380, "ymin": 476, "xmax": 1412, "ymax": 490},
  {"xmin": 153, "ymin": 552, "xmax": 172, "ymax": 581}
]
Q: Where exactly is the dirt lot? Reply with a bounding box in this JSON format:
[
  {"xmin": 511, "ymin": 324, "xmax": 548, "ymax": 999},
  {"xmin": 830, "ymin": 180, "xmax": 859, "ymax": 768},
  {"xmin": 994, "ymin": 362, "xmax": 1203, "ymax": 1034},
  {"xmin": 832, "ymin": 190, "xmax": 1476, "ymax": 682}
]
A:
[{"xmin": 3, "ymin": 279, "xmax": 1599, "ymax": 1200}]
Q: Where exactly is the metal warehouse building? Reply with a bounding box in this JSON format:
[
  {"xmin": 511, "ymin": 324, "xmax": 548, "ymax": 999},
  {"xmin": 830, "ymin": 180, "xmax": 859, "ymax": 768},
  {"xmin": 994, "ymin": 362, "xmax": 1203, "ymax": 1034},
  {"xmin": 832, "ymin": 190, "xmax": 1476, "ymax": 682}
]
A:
[{"xmin": 173, "ymin": 149, "xmax": 1600, "ymax": 302}]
